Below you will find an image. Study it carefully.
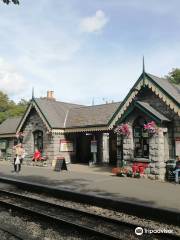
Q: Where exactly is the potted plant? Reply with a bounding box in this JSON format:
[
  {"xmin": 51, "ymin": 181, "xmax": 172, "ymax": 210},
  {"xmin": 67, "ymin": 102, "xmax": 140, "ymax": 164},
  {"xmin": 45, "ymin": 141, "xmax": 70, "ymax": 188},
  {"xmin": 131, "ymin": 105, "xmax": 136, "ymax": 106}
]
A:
[
  {"xmin": 127, "ymin": 170, "xmax": 133, "ymax": 177},
  {"xmin": 134, "ymin": 172, "xmax": 141, "ymax": 178},
  {"xmin": 116, "ymin": 167, "xmax": 128, "ymax": 177},
  {"xmin": 112, "ymin": 167, "xmax": 121, "ymax": 174}
]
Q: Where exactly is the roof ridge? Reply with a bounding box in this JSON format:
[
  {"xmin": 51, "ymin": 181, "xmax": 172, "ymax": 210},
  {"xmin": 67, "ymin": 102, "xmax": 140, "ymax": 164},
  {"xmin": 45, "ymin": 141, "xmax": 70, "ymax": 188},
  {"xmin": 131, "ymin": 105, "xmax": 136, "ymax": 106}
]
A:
[
  {"xmin": 35, "ymin": 97, "xmax": 84, "ymax": 107},
  {"xmin": 147, "ymin": 72, "xmax": 166, "ymax": 79},
  {"xmin": 68, "ymin": 101, "xmax": 121, "ymax": 110},
  {"xmin": 146, "ymin": 72, "xmax": 177, "ymax": 86},
  {"xmin": 146, "ymin": 72, "xmax": 180, "ymax": 104}
]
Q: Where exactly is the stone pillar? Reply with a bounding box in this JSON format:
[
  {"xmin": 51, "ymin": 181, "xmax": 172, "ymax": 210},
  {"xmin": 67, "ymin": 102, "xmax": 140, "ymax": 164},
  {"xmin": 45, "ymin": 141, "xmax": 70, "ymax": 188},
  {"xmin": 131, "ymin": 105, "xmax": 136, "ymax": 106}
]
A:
[
  {"xmin": 148, "ymin": 128, "xmax": 168, "ymax": 180},
  {"xmin": 102, "ymin": 133, "xmax": 109, "ymax": 163},
  {"xmin": 123, "ymin": 125, "xmax": 133, "ymax": 162}
]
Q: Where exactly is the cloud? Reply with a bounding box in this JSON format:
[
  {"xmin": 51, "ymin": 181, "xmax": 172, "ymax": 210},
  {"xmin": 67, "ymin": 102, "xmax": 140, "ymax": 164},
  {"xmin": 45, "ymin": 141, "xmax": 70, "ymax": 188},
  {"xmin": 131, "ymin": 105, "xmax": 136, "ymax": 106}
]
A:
[
  {"xmin": 0, "ymin": 58, "xmax": 28, "ymax": 96},
  {"xmin": 80, "ymin": 10, "xmax": 109, "ymax": 33}
]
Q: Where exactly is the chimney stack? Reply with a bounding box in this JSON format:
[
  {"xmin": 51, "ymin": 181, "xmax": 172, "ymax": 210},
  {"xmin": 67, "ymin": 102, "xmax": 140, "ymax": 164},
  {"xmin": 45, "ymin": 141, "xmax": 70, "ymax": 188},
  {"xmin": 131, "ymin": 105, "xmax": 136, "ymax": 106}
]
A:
[{"xmin": 47, "ymin": 90, "xmax": 55, "ymax": 100}]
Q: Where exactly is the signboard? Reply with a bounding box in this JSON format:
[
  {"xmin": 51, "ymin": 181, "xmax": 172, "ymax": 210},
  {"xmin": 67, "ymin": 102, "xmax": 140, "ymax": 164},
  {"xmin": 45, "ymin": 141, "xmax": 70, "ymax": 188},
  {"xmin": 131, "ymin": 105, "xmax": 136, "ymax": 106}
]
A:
[
  {"xmin": 91, "ymin": 140, "xmax": 97, "ymax": 153},
  {"xmin": 60, "ymin": 140, "xmax": 74, "ymax": 152},
  {"xmin": 53, "ymin": 158, "xmax": 67, "ymax": 172},
  {"xmin": 176, "ymin": 137, "xmax": 180, "ymax": 157},
  {"xmin": 0, "ymin": 140, "xmax": 7, "ymax": 150}
]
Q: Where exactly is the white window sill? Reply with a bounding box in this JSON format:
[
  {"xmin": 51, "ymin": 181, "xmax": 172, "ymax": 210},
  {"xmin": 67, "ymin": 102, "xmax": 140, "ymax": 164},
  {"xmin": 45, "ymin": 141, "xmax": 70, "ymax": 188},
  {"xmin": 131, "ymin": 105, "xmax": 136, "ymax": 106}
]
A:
[{"xmin": 133, "ymin": 158, "xmax": 151, "ymax": 163}]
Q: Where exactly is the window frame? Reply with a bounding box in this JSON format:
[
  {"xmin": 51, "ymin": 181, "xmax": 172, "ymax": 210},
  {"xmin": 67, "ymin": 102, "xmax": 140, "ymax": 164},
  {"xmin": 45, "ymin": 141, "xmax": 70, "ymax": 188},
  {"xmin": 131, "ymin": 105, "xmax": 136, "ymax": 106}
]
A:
[
  {"xmin": 133, "ymin": 117, "xmax": 149, "ymax": 159},
  {"xmin": 33, "ymin": 130, "xmax": 43, "ymax": 152}
]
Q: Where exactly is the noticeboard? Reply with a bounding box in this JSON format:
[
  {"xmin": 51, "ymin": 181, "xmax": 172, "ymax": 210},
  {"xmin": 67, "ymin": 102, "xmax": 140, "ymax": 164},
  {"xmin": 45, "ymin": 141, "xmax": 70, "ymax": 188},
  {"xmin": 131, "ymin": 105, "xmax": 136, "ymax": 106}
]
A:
[
  {"xmin": 60, "ymin": 140, "xmax": 74, "ymax": 152},
  {"xmin": 91, "ymin": 140, "xmax": 97, "ymax": 153},
  {"xmin": 0, "ymin": 140, "xmax": 7, "ymax": 150},
  {"xmin": 54, "ymin": 159, "xmax": 68, "ymax": 172},
  {"xmin": 176, "ymin": 137, "xmax": 180, "ymax": 157}
]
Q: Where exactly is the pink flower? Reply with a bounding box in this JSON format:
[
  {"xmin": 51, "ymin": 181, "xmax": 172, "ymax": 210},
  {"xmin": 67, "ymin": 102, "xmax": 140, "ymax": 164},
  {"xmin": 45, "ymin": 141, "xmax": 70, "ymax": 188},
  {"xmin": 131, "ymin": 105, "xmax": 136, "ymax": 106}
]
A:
[
  {"xmin": 144, "ymin": 121, "xmax": 157, "ymax": 134},
  {"xmin": 114, "ymin": 123, "xmax": 130, "ymax": 136}
]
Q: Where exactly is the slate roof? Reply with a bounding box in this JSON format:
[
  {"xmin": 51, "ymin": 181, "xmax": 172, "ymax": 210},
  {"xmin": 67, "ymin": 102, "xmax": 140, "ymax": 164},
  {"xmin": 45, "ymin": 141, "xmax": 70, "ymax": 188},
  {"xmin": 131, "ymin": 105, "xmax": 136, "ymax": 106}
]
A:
[
  {"xmin": 0, "ymin": 117, "xmax": 21, "ymax": 135},
  {"xmin": 136, "ymin": 101, "xmax": 170, "ymax": 122},
  {"xmin": 147, "ymin": 73, "xmax": 180, "ymax": 105},
  {"xmin": 66, "ymin": 102, "xmax": 121, "ymax": 128},
  {"xmin": 34, "ymin": 98, "xmax": 83, "ymax": 128}
]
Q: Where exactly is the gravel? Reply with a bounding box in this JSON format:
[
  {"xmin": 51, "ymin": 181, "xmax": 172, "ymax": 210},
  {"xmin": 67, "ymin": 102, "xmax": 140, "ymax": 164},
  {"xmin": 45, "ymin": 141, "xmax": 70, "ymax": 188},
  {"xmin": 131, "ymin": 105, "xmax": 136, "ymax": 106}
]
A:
[
  {"xmin": 21, "ymin": 190, "xmax": 180, "ymax": 236},
  {"xmin": 0, "ymin": 209, "xmax": 98, "ymax": 240},
  {"xmin": 0, "ymin": 182, "xmax": 179, "ymax": 239}
]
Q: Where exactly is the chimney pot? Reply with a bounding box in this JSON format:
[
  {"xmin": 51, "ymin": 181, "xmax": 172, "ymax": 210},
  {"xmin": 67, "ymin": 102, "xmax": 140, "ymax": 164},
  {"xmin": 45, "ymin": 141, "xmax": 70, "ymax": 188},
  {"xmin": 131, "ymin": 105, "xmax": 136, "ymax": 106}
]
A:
[{"xmin": 47, "ymin": 90, "xmax": 55, "ymax": 100}]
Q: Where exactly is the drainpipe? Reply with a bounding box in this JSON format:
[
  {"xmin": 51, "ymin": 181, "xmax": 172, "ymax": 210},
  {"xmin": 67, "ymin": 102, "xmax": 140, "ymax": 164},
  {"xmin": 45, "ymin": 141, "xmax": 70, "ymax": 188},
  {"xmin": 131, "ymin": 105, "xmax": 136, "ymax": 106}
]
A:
[
  {"xmin": 172, "ymin": 118, "xmax": 176, "ymax": 159},
  {"xmin": 92, "ymin": 135, "xmax": 97, "ymax": 164}
]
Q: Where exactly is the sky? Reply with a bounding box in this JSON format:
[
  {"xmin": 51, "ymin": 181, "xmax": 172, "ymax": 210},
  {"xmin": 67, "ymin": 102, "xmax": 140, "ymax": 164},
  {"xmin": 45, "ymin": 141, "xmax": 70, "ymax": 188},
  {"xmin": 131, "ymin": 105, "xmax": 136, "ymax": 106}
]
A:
[{"xmin": 0, "ymin": 0, "xmax": 180, "ymax": 105}]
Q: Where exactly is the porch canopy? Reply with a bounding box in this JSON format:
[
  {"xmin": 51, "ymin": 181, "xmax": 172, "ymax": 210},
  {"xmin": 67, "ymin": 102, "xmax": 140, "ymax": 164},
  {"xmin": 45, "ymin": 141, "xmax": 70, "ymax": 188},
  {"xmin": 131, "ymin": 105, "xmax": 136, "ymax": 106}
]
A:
[{"xmin": 118, "ymin": 100, "xmax": 171, "ymax": 124}]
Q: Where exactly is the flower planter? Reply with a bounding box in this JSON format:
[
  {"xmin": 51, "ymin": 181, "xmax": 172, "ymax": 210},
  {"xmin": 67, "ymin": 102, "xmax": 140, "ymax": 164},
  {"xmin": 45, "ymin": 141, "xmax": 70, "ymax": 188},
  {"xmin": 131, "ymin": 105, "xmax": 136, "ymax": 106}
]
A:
[
  {"xmin": 134, "ymin": 173, "xmax": 141, "ymax": 178},
  {"xmin": 116, "ymin": 172, "xmax": 126, "ymax": 177},
  {"xmin": 127, "ymin": 172, "xmax": 133, "ymax": 177},
  {"xmin": 112, "ymin": 167, "xmax": 120, "ymax": 174}
]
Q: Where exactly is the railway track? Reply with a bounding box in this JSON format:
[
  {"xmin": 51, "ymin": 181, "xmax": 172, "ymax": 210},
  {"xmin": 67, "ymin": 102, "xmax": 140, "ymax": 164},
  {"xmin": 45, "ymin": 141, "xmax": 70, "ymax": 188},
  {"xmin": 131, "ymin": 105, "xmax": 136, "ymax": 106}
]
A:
[
  {"xmin": 0, "ymin": 188, "xmax": 139, "ymax": 240},
  {"xmin": 0, "ymin": 223, "xmax": 41, "ymax": 240},
  {"xmin": 0, "ymin": 176, "xmax": 179, "ymax": 227},
  {"xmin": 0, "ymin": 188, "xmax": 179, "ymax": 240},
  {"xmin": 0, "ymin": 224, "xmax": 23, "ymax": 240}
]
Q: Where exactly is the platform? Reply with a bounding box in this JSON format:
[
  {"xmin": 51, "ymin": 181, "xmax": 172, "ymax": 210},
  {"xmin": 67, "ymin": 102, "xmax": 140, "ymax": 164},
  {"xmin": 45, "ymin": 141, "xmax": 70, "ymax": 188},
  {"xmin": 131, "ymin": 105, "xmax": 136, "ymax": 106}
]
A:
[{"xmin": 0, "ymin": 161, "xmax": 180, "ymax": 213}]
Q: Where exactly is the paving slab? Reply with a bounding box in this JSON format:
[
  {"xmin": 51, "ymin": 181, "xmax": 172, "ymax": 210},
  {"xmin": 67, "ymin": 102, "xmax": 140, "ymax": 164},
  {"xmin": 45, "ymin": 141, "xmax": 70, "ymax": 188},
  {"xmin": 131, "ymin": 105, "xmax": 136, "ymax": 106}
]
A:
[{"xmin": 0, "ymin": 161, "xmax": 180, "ymax": 212}]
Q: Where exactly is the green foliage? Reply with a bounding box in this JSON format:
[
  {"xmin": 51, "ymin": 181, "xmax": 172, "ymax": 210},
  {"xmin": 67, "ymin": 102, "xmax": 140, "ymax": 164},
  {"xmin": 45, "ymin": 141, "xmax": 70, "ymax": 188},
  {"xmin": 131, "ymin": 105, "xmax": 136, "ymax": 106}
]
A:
[
  {"xmin": 166, "ymin": 68, "xmax": 180, "ymax": 85},
  {"xmin": 0, "ymin": 91, "xmax": 28, "ymax": 124},
  {"xmin": 2, "ymin": 0, "xmax": 19, "ymax": 4}
]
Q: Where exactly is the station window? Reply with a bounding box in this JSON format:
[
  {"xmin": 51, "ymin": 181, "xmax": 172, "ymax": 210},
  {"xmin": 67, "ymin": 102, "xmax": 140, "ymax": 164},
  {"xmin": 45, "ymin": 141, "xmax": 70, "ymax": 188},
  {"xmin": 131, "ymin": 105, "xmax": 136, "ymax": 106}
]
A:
[
  {"xmin": 133, "ymin": 117, "xmax": 149, "ymax": 158},
  {"xmin": 33, "ymin": 130, "xmax": 43, "ymax": 152}
]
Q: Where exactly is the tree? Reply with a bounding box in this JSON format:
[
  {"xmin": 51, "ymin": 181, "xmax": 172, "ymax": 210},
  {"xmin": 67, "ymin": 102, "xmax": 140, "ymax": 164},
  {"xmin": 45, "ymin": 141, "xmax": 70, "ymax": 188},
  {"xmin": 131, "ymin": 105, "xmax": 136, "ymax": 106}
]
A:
[
  {"xmin": 0, "ymin": 91, "xmax": 28, "ymax": 124},
  {"xmin": 166, "ymin": 68, "xmax": 180, "ymax": 85},
  {"xmin": 1, "ymin": 0, "xmax": 19, "ymax": 4}
]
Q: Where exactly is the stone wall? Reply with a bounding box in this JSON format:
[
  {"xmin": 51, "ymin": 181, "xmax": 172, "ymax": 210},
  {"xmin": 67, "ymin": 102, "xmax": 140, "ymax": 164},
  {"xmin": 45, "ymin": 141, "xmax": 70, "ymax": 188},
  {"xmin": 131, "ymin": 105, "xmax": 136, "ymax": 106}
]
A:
[
  {"xmin": 118, "ymin": 108, "xmax": 170, "ymax": 180},
  {"xmin": 52, "ymin": 133, "xmax": 76, "ymax": 164},
  {"xmin": 123, "ymin": 127, "xmax": 133, "ymax": 161},
  {"xmin": 21, "ymin": 110, "xmax": 77, "ymax": 165},
  {"xmin": 0, "ymin": 138, "xmax": 14, "ymax": 162},
  {"xmin": 121, "ymin": 126, "xmax": 168, "ymax": 180},
  {"xmin": 22, "ymin": 108, "xmax": 53, "ymax": 164},
  {"xmin": 146, "ymin": 128, "xmax": 168, "ymax": 180}
]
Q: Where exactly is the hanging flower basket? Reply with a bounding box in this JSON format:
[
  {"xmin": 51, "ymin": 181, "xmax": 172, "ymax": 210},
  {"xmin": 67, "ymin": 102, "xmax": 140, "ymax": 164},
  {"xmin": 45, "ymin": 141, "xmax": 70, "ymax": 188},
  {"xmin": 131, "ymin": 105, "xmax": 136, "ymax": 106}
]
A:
[
  {"xmin": 116, "ymin": 167, "xmax": 128, "ymax": 177},
  {"xmin": 114, "ymin": 123, "xmax": 131, "ymax": 137},
  {"xmin": 143, "ymin": 121, "xmax": 158, "ymax": 135}
]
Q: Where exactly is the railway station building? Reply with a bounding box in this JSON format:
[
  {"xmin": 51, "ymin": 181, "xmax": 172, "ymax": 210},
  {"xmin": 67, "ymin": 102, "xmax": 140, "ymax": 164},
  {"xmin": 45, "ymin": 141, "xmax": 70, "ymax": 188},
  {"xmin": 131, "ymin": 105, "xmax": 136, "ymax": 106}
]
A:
[{"xmin": 0, "ymin": 70, "xmax": 179, "ymax": 180}]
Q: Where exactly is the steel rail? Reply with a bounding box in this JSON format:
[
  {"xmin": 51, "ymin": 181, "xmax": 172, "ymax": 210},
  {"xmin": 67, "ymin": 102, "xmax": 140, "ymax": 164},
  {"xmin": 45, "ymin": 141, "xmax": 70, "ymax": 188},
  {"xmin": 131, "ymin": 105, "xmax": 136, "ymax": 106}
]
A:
[
  {"xmin": 0, "ymin": 189, "xmax": 179, "ymax": 240},
  {"xmin": 0, "ymin": 223, "xmax": 40, "ymax": 240},
  {"xmin": 0, "ymin": 189, "xmax": 137, "ymax": 239},
  {"xmin": 0, "ymin": 225, "xmax": 23, "ymax": 240},
  {"xmin": 0, "ymin": 176, "xmax": 179, "ymax": 227},
  {"xmin": 0, "ymin": 200, "xmax": 123, "ymax": 240}
]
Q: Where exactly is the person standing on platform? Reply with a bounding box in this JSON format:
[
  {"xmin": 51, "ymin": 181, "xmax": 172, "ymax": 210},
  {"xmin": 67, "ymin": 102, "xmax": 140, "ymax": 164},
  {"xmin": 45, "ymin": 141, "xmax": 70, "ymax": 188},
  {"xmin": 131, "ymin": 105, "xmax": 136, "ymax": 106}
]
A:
[
  {"xmin": 19, "ymin": 144, "xmax": 26, "ymax": 166},
  {"xmin": 13, "ymin": 144, "xmax": 24, "ymax": 172},
  {"xmin": 174, "ymin": 156, "xmax": 180, "ymax": 184},
  {"xmin": 15, "ymin": 131, "xmax": 24, "ymax": 144}
]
